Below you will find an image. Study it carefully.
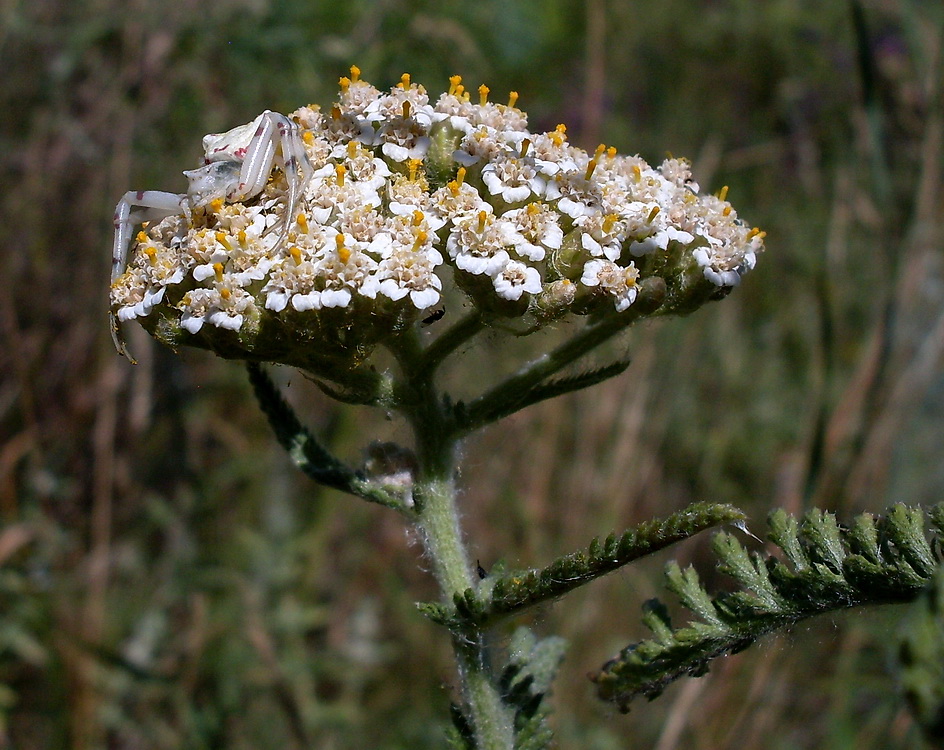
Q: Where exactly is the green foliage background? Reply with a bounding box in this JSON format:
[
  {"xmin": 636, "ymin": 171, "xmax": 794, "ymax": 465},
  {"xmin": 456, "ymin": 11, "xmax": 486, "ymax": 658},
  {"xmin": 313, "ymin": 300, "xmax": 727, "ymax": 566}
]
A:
[{"xmin": 1, "ymin": 0, "xmax": 942, "ymax": 747}]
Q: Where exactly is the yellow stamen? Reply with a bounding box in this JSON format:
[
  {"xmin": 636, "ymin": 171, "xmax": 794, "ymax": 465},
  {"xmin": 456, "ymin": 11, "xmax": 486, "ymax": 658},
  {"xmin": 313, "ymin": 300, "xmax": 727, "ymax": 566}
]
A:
[
  {"xmin": 647, "ymin": 205, "xmax": 661, "ymax": 222},
  {"xmin": 331, "ymin": 104, "xmax": 342, "ymax": 120},
  {"xmin": 335, "ymin": 164, "xmax": 346, "ymax": 186},
  {"xmin": 412, "ymin": 230, "xmax": 428, "ymax": 251},
  {"xmin": 339, "ymin": 76, "xmax": 350, "ymax": 92},
  {"xmin": 212, "ymin": 262, "xmax": 224, "ymax": 282},
  {"xmin": 477, "ymin": 210, "xmax": 488, "ymax": 232},
  {"xmin": 594, "ymin": 143, "xmax": 606, "ymax": 159},
  {"xmin": 408, "ymin": 158, "xmax": 421, "ymax": 181},
  {"xmin": 350, "ymin": 65, "xmax": 360, "ymax": 82},
  {"xmin": 302, "ymin": 130, "xmax": 314, "ymax": 145},
  {"xmin": 520, "ymin": 138, "xmax": 531, "ymax": 158},
  {"xmin": 584, "ymin": 159, "xmax": 597, "ymax": 181},
  {"xmin": 603, "ymin": 214, "xmax": 618, "ymax": 233},
  {"xmin": 606, "ymin": 146, "xmax": 617, "ymax": 159},
  {"xmin": 136, "ymin": 231, "xmax": 148, "ymax": 244},
  {"xmin": 400, "ymin": 101, "xmax": 409, "ymax": 119},
  {"xmin": 718, "ymin": 185, "xmax": 729, "ymax": 201},
  {"xmin": 722, "ymin": 206, "xmax": 732, "ymax": 217},
  {"xmin": 449, "ymin": 75, "xmax": 462, "ymax": 96},
  {"xmin": 215, "ymin": 232, "xmax": 232, "ymax": 250},
  {"xmin": 219, "ymin": 287, "xmax": 231, "ymax": 300},
  {"xmin": 456, "ymin": 166, "xmax": 467, "ymax": 185},
  {"xmin": 290, "ymin": 246, "xmax": 302, "ymax": 265},
  {"xmin": 209, "ymin": 198, "xmax": 224, "ymax": 213},
  {"xmin": 508, "ymin": 91, "xmax": 519, "ymax": 108},
  {"xmin": 478, "ymin": 84, "xmax": 489, "ymax": 106},
  {"xmin": 297, "ymin": 213, "xmax": 308, "ymax": 232},
  {"xmin": 335, "ymin": 233, "xmax": 350, "ymax": 264},
  {"xmin": 144, "ymin": 247, "xmax": 157, "ymax": 265},
  {"xmin": 412, "ymin": 210, "xmax": 424, "ymax": 226},
  {"xmin": 398, "ymin": 73, "xmax": 411, "ymax": 89},
  {"xmin": 527, "ymin": 202, "xmax": 540, "ymax": 215},
  {"xmin": 347, "ymin": 140, "xmax": 358, "ymax": 158},
  {"xmin": 237, "ymin": 230, "xmax": 247, "ymax": 246},
  {"xmin": 631, "ymin": 164, "xmax": 642, "ymax": 182}
]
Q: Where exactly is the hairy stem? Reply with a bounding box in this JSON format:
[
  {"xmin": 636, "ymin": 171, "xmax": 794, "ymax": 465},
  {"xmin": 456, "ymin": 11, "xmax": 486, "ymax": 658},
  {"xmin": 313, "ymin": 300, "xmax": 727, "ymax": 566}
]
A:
[{"xmin": 390, "ymin": 329, "xmax": 513, "ymax": 749}]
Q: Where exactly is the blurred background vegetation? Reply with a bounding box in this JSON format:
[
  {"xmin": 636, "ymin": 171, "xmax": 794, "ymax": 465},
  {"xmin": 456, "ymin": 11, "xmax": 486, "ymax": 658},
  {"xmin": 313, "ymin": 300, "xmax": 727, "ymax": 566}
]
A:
[{"xmin": 1, "ymin": 0, "xmax": 942, "ymax": 747}]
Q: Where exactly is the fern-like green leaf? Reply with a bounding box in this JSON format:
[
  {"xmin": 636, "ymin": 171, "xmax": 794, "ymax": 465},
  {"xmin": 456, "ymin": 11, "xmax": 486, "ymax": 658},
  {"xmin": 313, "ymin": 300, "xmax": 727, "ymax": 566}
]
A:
[
  {"xmin": 481, "ymin": 502, "xmax": 745, "ymax": 625},
  {"xmin": 592, "ymin": 503, "xmax": 943, "ymax": 712}
]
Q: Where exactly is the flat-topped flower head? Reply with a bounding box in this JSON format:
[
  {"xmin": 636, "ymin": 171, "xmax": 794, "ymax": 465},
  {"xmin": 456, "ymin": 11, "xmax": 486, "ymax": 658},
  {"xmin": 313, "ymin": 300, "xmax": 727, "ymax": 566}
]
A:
[{"xmin": 111, "ymin": 68, "xmax": 765, "ymax": 376}]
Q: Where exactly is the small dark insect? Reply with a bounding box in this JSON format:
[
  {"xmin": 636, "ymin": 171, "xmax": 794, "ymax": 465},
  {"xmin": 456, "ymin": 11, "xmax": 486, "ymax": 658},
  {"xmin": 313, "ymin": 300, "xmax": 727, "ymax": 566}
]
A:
[
  {"xmin": 421, "ymin": 306, "xmax": 446, "ymax": 326},
  {"xmin": 476, "ymin": 560, "xmax": 488, "ymax": 580}
]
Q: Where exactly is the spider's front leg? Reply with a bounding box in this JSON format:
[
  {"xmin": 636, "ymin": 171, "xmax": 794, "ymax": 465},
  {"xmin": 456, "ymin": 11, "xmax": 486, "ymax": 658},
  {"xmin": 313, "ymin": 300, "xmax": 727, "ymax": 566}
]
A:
[
  {"xmin": 112, "ymin": 190, "xmax": 186, "ymax": 283},
  {"xmin": 227, "ymin": 111, "xmax": 313, "ymax": 246}
]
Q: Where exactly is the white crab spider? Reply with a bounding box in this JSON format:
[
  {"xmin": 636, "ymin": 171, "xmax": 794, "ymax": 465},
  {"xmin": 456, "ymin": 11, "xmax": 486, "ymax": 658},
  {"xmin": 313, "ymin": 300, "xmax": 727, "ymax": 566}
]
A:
[
  {"xmin": 112, "ymin": 110, "xmax": 313, "ymax": 284},
  {"xmin": 110, "ymin": 110, "xmax": 313, "ymax": 357}
]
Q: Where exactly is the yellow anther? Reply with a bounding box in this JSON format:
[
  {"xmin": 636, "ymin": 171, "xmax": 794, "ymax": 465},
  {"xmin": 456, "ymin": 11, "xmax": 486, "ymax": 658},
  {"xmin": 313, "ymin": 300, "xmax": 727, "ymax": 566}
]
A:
[
  {"xmin": 606, "ymin": 146, "xmax": 617, "ymax": 159},
  {"xmin": 331, "ymin": 104, "xmax": 342, "ymax": 120},
  {"xmin": 339, "ymin": 76, "xmax": 351, "ymax": 92},
  {"xmin": 448, "ymin": 180, "xmax": 460, "ymax": 197},
  {"xmin": 237, "ymin": 230, "xmax": 247, "ymax": 246},
  {"xmin": 550, "ymin": 124, "xmax": 567, "ymax": 147},
  {"xmin": 212, "ymin": 262, "xmax": 224, "ymax": 282},
  {"xmin": 335, "ymin": 164, "xmax": 346, "ymax": 186},
  {"xmin": 527, "ymin": 202, "xmax": 540, "ymax": 215},
  {"xmin": 215, "ymin": 232, "xmax": 232, "ymax": 250},
  {"xmin": 290, "ymin": 246, "xmax": 302, "ymax": 265},
  {"xmin": 478, "ymin": 84, "xmax": 489, "ymax": 106},
  {"xmin": 398, "ymin": 72, "xmax": 411, "ymax": 89},
  {"xmin": 477, "ymin": 210, "xmax": 488, "ymax": 232},
  {"xmin": 449, "ymin": 75, "xmax": 462, "ymax": 96},
  {"xmin": 722, "ymin": 206, "xmax": 732, "ymax": 217},
  {"xmin": 508, "ymin": 91, "xmax": 519, "ymax": 108},
  {"xmin": 412, "ymin": 210, "xmax": 424, "ymax": 226},
  {"xmin": 456, "ymin": 166, "xmax": 467, "ymax": 185},
  {"xmin": 461, "ymin": 89, "xmax": 470, "ymax": 102},
  {"xmin": 584, "ymin": 159, "xmax": 597, "ymax": 181},
  {"xmin": 144, "ymin": 246, "xmax": 157, "ymax": 265},
  {"xmin": 631, "ymin": 164, "xmax": 642, "ymax": 182},
  {"xmin": 412, "ymin": 230, "xmax": 428, "ymax": 250},
  {"xmin": 408, "ymin": 158, "xmax": 422, "ymax": 180},
  {"xmin": 335, "ymin": 233, "xmax": 350, "ymax": 264},
  {"xmin": 296, "ymin": 213, "xmax": 308, "ymax": 232},
  {"xmin": 647, "ymin": 205, "xmax": 661, "ymax": 223},
  {"xmin": 220, "ymin": 287, "xmax": 231, "ymax": 300},
  {"xmin": 520, "ymin": 138, "xmax": 531, "ymax": 158},
  {"xmin": 400, "ymin": 101, "xmax": 410, "ymax": 119},
  {"xmin": 136, "ymin": 231, "xmax": 148, "ymax": 244},
  {"xmin": 209, "ymin": 198, "xmax": 224, "ymax": 213},
  {"xmin": 603, "ymin": 214, "xmax": 618, "ymax": 233},
  {"xmin": 594, "ymin": 143, "xmax": 607, "ymax": 159},
  {"xmin": 718, "ymin": 185, "xmax": 729, "ymax": 201},
  {"xmin": 303, "ymin": 130, "xmax": 314, "ymax": 145},
  {"xmin": 347, "ymin": 140, "xmax": 358, "ymax": 158},
  {"xmin": 350, "ymin": 65, "xmax": 361, "ymax": 82}
]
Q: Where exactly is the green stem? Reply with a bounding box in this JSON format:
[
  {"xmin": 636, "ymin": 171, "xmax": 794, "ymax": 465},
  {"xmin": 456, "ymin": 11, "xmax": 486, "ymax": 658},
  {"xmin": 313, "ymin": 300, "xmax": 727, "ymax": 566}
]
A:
[{"xmin": 390, "ymin": 329, "xmax": 513, "ymax": 749}]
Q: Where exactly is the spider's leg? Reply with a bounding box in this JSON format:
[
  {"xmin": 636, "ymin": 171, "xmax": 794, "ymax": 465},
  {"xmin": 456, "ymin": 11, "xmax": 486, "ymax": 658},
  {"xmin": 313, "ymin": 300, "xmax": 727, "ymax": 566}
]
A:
[
  {"xmin": 275, "ymin": 114, "xmax": 314, "ymax": 240},
  {"xmin": 230, "ymin": 110, "xmax": 279, "ymax": 204},
  {"xmin": 112, "ymin": 190, "xmax": 185, "ymax": 283}
]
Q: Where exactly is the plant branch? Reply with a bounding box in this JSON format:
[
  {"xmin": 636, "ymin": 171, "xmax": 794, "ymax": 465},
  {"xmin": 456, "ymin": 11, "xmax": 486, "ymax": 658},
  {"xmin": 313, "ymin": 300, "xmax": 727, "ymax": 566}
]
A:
[{"xmin": 246, "ymin": 363, "xmax": 409, "ymax": 511}]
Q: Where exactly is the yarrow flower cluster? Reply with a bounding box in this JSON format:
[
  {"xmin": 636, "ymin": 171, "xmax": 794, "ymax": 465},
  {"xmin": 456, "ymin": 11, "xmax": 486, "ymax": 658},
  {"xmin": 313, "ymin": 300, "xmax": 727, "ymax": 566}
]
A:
[{"xmin": 111, "ymin": 68, "xmax": 765, "ymax": 372}]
